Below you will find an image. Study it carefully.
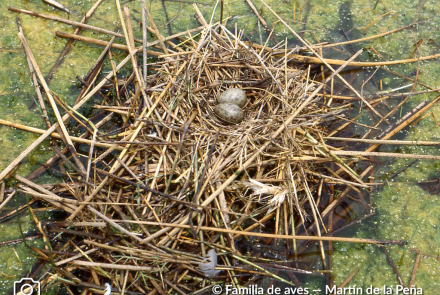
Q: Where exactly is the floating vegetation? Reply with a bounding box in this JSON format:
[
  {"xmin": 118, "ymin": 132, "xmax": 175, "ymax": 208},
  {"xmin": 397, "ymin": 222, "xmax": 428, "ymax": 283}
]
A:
[{"xmin": 0, "ymin": 0, "xmax": 440, "ymax": 294}]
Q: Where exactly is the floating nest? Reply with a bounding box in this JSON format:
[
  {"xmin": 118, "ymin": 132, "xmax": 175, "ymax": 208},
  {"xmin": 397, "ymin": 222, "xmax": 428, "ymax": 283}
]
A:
[{"xmin": 4, "ymin": 2, "xmax": 440, "ymax": 295}]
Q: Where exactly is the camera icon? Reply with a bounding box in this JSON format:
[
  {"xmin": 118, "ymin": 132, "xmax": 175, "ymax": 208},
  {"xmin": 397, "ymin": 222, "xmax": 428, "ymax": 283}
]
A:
[{"xmin": 13, "ymin": 278, "xmax": 40, "ymax": 295}]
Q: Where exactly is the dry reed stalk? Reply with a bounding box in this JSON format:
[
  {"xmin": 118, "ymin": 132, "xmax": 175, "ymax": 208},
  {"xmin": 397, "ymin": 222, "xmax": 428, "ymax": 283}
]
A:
[
  {"xmin": 143, "ymin": 3, "xmax": 169, "ymax": 54},
  {"xmin": 0, "ymin": 182, "xmax": 4, "ymax": 203},
  {"xmin": 306, "ymin": 150, "xmax": 440, "ymax": 160},
  {"xmin": 17, "ymin": 189, "xmax": 79, "ymax": 205},
  {"xmin": 336, "ymin": 266, "xmax": 361, "ymax": 291},
  {"xmin": 18, "ymin": 186, "xmax": 76, "ymax": 214},
  {"xmin": 42, "ymin": 0, "xmax": 70, "ymax": 13},
  {"xmin": 324, "ymin": 137, "xmax": 440, "ymax": 146},
  {"xmin": 409, "ymin": 252, "xmax": 421, "ymax": 287},
  {"xmin": 54, "ymin": 31, "xmax": 162, "ymax": 56},
  {"xmin": 18, "ymin": 32, "xmax": 81, "ymax": 166},
  {"xmin": 17, "ymin": 21, "xmax": 51, "ymax": 130},
  {"xmin": 382, "ymin": 245, "xmax": 405, "ymax": 286},
  {"xmin": 244, "ymin": 0, "xmax": 269, "ymax": 31},
  {"xmin": 302, "ymin": 169, "xmax": 327, "ymax": 268},
  {"xmin": 303, "ymin": 22, "xmax": 420, "ymax": 49},
  {"xmin": 114, "ymin": 220, "xmax": 403, "ymax": 245},
  {"xmin": 287, "ymin": 52, "xmax": 440, "ymax": 67},
  {"xmin": 0, "ymin": 191, "xmax": 15, "ymax": 212},
  {"xmin": 0, "ymin": 119, "xmax": 123, "ymax": 150},
  {"xmin": 70, "ymin": 260, "xmax": 160, "ymax": 271}
]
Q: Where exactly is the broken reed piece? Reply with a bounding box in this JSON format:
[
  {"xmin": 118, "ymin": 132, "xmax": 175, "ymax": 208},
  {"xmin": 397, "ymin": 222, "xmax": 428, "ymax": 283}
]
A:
[
  {"xmin": 324, "ymin": 137, "xmax": 440, "ymax": 146},
  {"xmin": 117, "ymin": 220, "xmax": 405, "ymax": 245},
  {"xmin": 54, "ymin": 31, "xmax": 162, "ymax": 56},
  {"xmin": 42, "ymin": 0, "xmax": 70, "ymax": 13}
]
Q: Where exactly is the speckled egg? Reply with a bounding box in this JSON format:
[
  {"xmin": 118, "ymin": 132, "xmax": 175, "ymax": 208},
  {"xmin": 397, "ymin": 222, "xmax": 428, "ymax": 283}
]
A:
[
  {"xmin": 218, "ymin": 88, "xmax": 247, "ymax": 108},
  {"xmin": 214, "ymin": 103, "xmax": 244, "ymax": 124}
]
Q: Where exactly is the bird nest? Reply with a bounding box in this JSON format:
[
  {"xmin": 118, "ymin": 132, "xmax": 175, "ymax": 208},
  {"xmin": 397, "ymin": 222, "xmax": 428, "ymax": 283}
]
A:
[{"xmin": 33, "ymin": 28, "xmax": 355, "ymax": 293}]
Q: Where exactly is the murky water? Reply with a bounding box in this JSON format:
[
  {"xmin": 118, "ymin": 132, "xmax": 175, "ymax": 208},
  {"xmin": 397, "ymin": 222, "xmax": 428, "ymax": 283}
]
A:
[{"xmin": 0, "ymin": 0, "xmax": 440, "ymax": 294}]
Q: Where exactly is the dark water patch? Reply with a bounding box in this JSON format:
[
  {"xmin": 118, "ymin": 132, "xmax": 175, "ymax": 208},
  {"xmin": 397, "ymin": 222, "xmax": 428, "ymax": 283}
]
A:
[{"xmin": 417, "ymin": 176, "xmax": 440, "ymax": 195}]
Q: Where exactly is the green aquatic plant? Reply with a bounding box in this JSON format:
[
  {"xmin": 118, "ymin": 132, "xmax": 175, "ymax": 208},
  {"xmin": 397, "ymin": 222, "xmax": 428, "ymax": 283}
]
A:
[
  {"xmin": 15, "ymin": 194, "xmax": 29, "ymax": 249},
  {"xmin": 373, "ymin": 0, "xmax": 380, "ymax": 10},
  {"xmin": 399, "ymin": 218, "xmax": 423, "ymax": 265}
]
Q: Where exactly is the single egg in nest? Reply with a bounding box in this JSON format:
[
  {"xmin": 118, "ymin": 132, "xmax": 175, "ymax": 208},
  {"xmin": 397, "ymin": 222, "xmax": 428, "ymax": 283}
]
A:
[
  {"xmin": 218, "ymin": 88, "xmax": 247, "ymax": 108},
  {"xmin": 214, "ymin": 103, "xmax": 244, "ymax": 124}
]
